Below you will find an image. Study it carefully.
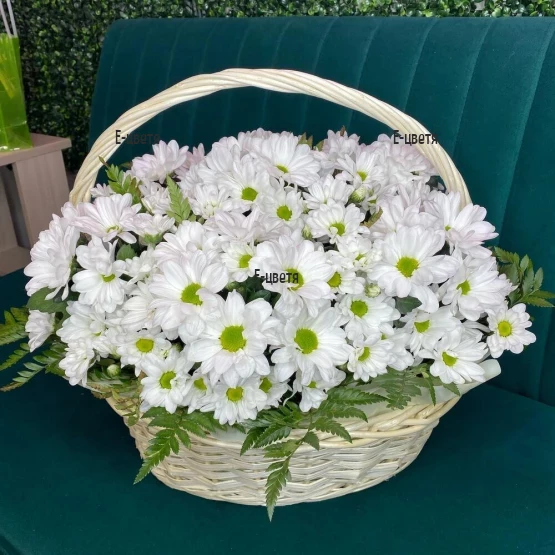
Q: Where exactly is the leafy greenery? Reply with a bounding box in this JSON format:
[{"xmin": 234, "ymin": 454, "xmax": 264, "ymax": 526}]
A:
[
  {"xmin": 166, "ymin": 176, "xmax": 192, "ymax": 223},
  {"xmin": 102, "ymin": 158, "xmax": 142, "ymax": 204},
  {"xmin": 494, "ymin": 247, "xmax": 555, "ymax": 308},
  {"xmin": 0, "ymin": 343, "xmax": 29, "ymax": 372},
  {"xmin": 0, "ymin": 308, "xmax": 28, "ymax": 346},
  {"xmin": 134, "ymin": 407, "xmax": 224, "ymax": 484},
  {"xmin": 27, "ymin": 288, "xmax": 68, "ymax": 316}
]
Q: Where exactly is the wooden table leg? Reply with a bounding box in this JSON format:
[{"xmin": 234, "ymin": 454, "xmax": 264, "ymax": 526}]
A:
[{"xmin": 13, "ymin": 150, "xmax": 70, "ymax": 245}]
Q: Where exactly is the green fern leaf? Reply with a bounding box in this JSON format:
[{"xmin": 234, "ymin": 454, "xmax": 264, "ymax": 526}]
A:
[
  {"xmin": 0, "ymin": 343, "xmax": 29, "ymax": 372},
  {"xmin": 265, "ymin": 458, "xmax": 291, "ymax": 521},
  {"xmin": 312, "ymin": 417, "xmax": 352, "ymax": 443},
  {"xmin": 0, "ymin": 307, "xmax": 28, "ymax": 345},
  {"xmin": 166, "ymin": 176, "xmax": 191, "ymax": 223}
]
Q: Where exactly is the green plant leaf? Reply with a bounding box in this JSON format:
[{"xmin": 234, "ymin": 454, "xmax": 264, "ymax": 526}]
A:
[
  {"xmin": 494, "ymin": 247, "xmax": 520, "ymax": 265},
  {"xmin": 302, "ymin": 431, "xmax": 320, "ymax": 451},
  {"xmin": 524, "ymin": 296, "xmax": 555, "ymax": 308},
  {"xmin": 166, "ymin": 176, "xmax": 191, "ymax": 223},
  {"xmin": 0, "ymin": 343, "xmax": 29, "ymax": 372},
  {"xmin": 116, "ymin": 244, "xmax": 136, "ymax": 261},
  {"xmin": 252, "ymin": 424, "xmax": 293, "ymax": 449},
  {"xmin": 312, "ymin": 417, "xmax": 352, "ymax": 443},
  {"xmin": 27, "ymin": 288, "xmax": 67, "ymax": 315},
  {"xmin": 241, "ymin": 427, "xmax": 264, "ymax": 455},
  {"xmin": 395, "ymin": 296, "xmax": 422, "ymax": 314},
  {"xmin": 442, "ymin": 382, "xmax": 461, "ymax": 397},
  {"xmin": 263, "ymin": 440, "xmax": 299, "ymax": 459},
  {"xmin": 362, "ymin": 207, "xmax": 383, "ymax": 228},
  {"xmin": 326, "ymin": 387, "xmax": 386, "ymax": 406},
  {"xmin": 265, "ymin": 458, "xmax": 291, "ymax": 521},
  {"xmin": 134, "ymin": 427, "xmax": 178, "ymax": 484}
]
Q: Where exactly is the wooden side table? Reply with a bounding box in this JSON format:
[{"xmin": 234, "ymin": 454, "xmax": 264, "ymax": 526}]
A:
[{"xmin": 0, "ymin": 133, "xmax": 71, "ymax": 275}]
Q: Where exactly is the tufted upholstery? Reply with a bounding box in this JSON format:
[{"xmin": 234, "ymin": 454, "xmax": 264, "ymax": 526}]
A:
[{"xmin": 89, "ymin": 17, "xmax": 555, "ymax": 405}]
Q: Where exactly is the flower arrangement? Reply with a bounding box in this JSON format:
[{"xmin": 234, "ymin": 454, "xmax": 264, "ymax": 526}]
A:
[{"xmin": 1, "ymin": 128, "xmax": 553, "ymax": 517}]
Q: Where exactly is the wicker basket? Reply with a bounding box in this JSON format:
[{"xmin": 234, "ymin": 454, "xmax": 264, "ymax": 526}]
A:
[{"xmin": 71, "ymin": 69, "xmax": 471, "ymax": 507}]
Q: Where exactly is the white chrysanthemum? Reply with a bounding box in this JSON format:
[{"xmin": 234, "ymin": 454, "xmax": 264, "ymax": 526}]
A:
[
  {"xmin": 218, "ymin": 156, "xmax": 272, "ymax": 208},
  {"xmin": 221, "ymin": 242, "xmax": 256, "ymax": 282},
  {"xmin": 182, "ymin": 371, "xmax": 214, "ymax": 413},
  {"xmin": 26, "ymin": 310, "xmax": 55, "ymax": 352},
  {"xmin": 252, "ymin": 234, "xmax": 334, "ymax": 317},
  {"xmin": 254, "ymin": 133, "xmax": 320, "ymax": 187},
  {"xmin": 73, "ymin": 237, "xmax": 126, "ymax": 313},
  {"xmin": 326, "ymin": 252, "xmax": 365, "ymax": 295},
  {"xmin": 132, "ymin": 213, "xmax": 174, "ymax": 244},
  {"xmin": 425, "ymin": 191, "xmax": 497, "ymax": 258},
  {"xmin": 153, "ymin": 221, "xmax": 220, "ymax": 266},
  {"xmin": 131, "ymin": 140, "xmax": 189, "ymax": 183},
  {"xmin": 347, "ymin": 335, "xmax": 394, "ymax": 381},
  {"xmin": 306, "ymin": 201, "xmax": 365, "ymax": 244},
  {"xmin": 419, "ymin": 329, "xmax": 488, "ymax": 385},
  {"xmin": 338, "ymin": 144, "xmax": 387, "ymax": 188},
  {"xmin": 122, "ymin": 248, "xmax": 156, "ymax": 285},
  {"xmin": 59, "ymin": 340, "xmax": 96, "ymax": 386},
  {"xmin": 204, "ymin": 207, "xmax": 284, "ymax": 244},
  {"xmin": 336, "ymin": 235, "xmax": 381, "ymax": 271},
  {"xmin": 257, "ymin": 372, "xmax": 290, "ymax": 410},
  {"xmin": 208, "ymin": 375, "xmax": 267, "ymax": 425},
  {"xmin": 381, "ymin": 327, "xmax": 414, "ymax": 371},
  {"xmin": 293, "ymin": 368, "xmax": 346, "ymax": 412},
  {"xmin": 149, "ymin": 251, "xmax": 228, "ymax": 335},
  {"xmin": 303, "ymin": 174, "xmax": 353, "ymax": 210},
  {"xmin": 271, "ymin": 308, "xmax": 352, "ymax": 384},
  {"xmin": 117, "ymin": 330, "xmax": 172, "ymax": 375},
  {"xmin": 315, "ymin": 129, "xmax": 360, "ymax": 172},
  {"xmin": 24, "ymin": 212, "xmax": 79, "ymax": 299},
  {"xmin": 140, "ymin": 348, "xmax": 193, "ymax": 414},
  {"xmin": 188, "ymin": 183, "xmax": 236, "ymax": 219},
  {"xmin": 259, "ymin": 186, "xmax": 305, "ymax": 230},
  {"xmin": 440, "ymin": 255, "xmax": 514, "ymax": 321},
  {"xmin": 73, "ymin": 193, "xmax": 140, "ymax": 244},
  {"xmin": 486, "ymin": 303, "xmax": 536, "ymax": 358},
  {"xmin": 188, "ymin": 292, "xmax": 279, "ymax": 385},
  {"xmin": 139, "ymin": 180, "xmax": 171, "ymax": 215},
  {"xmin": 91, "ymin": 184, "xmax": 114, "ymax": 198},
  {"xmin": 120, "ymin": 282, "xmax": 156, "ymax": 332},
  {"xmin": 338, "ymin": 294, "xmax": 400, "ymax": 340},
  {"xmin": 367, "ymin": 225, "xmax": 459, "ymax": 312},
  {"xmin": 401, "ymin": 306, "xmax": 462, "ymax": 353}
]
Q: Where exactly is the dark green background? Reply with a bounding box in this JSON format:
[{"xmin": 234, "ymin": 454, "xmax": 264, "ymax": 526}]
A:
[{"xmin": 11, "ymin": 0, "xmax": 555, "ymax": 170}]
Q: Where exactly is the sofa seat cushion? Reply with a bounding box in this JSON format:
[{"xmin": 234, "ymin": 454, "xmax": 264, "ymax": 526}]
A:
[{"xmin": 1, "ymin": 362, "xmax": 554, "ymax": 553}]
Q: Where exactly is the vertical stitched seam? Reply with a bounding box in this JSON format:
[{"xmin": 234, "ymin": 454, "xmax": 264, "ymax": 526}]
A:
[
  {"xmin": 298, "ymin": 18, "xmax": 339, "ymax": 133},
  {"xmin": 401, "ymin": 18, "xmax": 438, "ymax": 112},
  {"xmin": 187, "ymin": 22, "xmax": 221, "ymax": 142},
  {"xmin": 260, "ymin": 18, "xmax": 296, "ymax": 129},
  {"xmin": 220, "ymin": 21, "xmax": 252, "ymax": 135},
  {"xmin": 450, "ymin": 20, "xmax": 495, "ymax": 159},
  {"xmin": 158, "ymin": 26, "xmax": 181, "ymax": 140},
  {"xmin": 342, "ymin": 20, "xmax": 382, "ymax": 132}
]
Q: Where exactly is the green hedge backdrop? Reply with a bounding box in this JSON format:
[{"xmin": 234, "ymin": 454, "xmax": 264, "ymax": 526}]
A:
[{"xmin": 13, "ymin": 0, "xmax": 555, "ymax": 170}]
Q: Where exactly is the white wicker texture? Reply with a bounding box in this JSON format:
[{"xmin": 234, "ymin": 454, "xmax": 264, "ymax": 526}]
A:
[
  {"xmin": 74, "ymin": 69, "xmax": 471, "ymax": 505},
  {"xmin": 108, "ymin": 396, "xmax": 459, "ymax": 506}
]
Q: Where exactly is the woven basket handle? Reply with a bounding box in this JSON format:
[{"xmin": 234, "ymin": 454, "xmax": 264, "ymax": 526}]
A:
[{"xmin": 71, "ymin": 68, "xmax": 470, "ymax": 204}]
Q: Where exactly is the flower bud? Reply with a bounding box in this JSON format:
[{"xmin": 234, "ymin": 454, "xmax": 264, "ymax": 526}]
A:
[
  {"xmin": 106, "ymin": 364, "xmax": 121, "ymax": 377},
  {"xmin": 365, "ymin": 283, "xmax": 381, "ymax": 298}
]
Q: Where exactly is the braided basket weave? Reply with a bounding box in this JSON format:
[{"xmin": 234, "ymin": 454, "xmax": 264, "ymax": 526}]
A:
[{"xmin": 72, "ymin": 69, "xmax": 471, "ymax": 506}]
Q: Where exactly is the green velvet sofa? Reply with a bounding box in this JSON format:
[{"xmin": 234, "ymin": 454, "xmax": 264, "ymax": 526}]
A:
[{"xmin": 2, "ymin": 16, "xmax": 555, "ymax": 554}]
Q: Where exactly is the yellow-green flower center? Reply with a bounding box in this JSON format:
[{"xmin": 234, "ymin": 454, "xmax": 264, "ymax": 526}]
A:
[
  {"xmin": 327, "ymin": 272, "xmax": 342, "ymax": 288},
  {"xmin": 159, "ymin": 371, "xmax": 176, "ymax": 389},
  {"xmin": 238, "ymin": 254, "xmax": 252, "ymax": 269},
  {"xmin": 276, "ymin": 205, "xmax": 293, "ymax": 221},
  {"xmin": 194, "ymin": 377, "xmax": 207, "ymax": 391},
  {"xmin": 358, "ymin": 347, "xmax": 371, "ymax": 362},
  {"xmin": 330, "ymin": 222, "xmax": 346, "ymax": 236},
  {"xmin": 226, "ymin": 386, "xmax": 244, "ymax": 402},
  {"xmin": 220, "ymin": 325, "xmax": 246, "ymax": 352},
  {"xmin": 260, "ymin": 377, "xmax": 272, "ymax": 393},
  {"xmin": 351, "ymin": 300, "xmax": 368, "ymax": 318},
  {"xmin": 442, "ymin": 352, "xmax": 458, "ymax": 367},
  {"xmin": 285, "ymin": 267, "xmax": 304, "ymax": 290},
  {"xmin": 181, "ymin": 283, "xmax": 203, "ymax": 305},
  {"xmin": 294, "ymin": 328, "xmax": 318, "ymax": 354},
  {"xmin": 396, "ymin": 257, "xmax": 420, "ymax": 278},
  {"xmin": 136, "ymin": 338, "xmax": 154, "ymax": 353},
  {"xmin": 102, "ymin": 274, "xmax": 116, "ymax": 283},
  {"xmin": 498, "ymin": 320, "xmax": 513, "ymax": 337},
  {"xmin": 414, "ymin": 320, "xmax": 431, "ymax": 333},
  {"xmin": 106, "ymin": 224, "xmax": 121, "ymax": 233},
  {"xmin": 457, "ymin": 280, "xmax": 471, "ymax": 296},
  {"xmin": 276, "ymin": 164, "xmax": 289, "ymax": 174},
  {"xmin": 308, "ymin": 381, "xmax": 317, "ymax": 388},
  {"xmin": 357, "ymin": 170, "xmax": 368, "ymax": 181},
  {"xmin": 445, "ymin": 225, "xmax": 452, "ymax": 231},
  {"xmin": 241, "ymin": 187, "xmax": 258, "ymax": 201}
]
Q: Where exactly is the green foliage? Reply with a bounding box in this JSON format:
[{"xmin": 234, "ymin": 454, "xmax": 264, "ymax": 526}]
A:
[
  {"xmin": 362, "ymin": 207, "xmax": 383, "ymax": 229},
  {"xmin": 372, "ymin": 367, "xmax": 426, "ymax": 410},
  {"xmin": 12, "ymin": 2, "xmax": 553, "ymax": 172},
  {"xmin": 116, "ymin": 244, "xmax": 137, "ymax": 261},
  {"xmin": 0, "ymin": 343, "xmax": 29, "ymax": 372},
  {"xmin": 103, "ymin": 158, "xmax": 142, "ymax": 204},
  {"xmin": 0, "ymin": 307, "xmax": 28, "ymax": 346},
  {"xmin": 134, "ymin": 407, "xmax": 223, "ymax": 484},
  {"xmin": 395, "ymin": 296, "xmax": 422, "ymax": 314},
  {"xmin": 0, "ymin": 341, "xmax": 66, "ymax": 392},
  {"xmin": 27, "ymin": 288, "xmax": 68, "ymax": 316},
  {"xmin": 494, "ymin": 247, "xmax": 555, "ymax": 308},
  {"xmin": 166, "ymin": 176, "xmax": 191, "ymax": 223}
]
